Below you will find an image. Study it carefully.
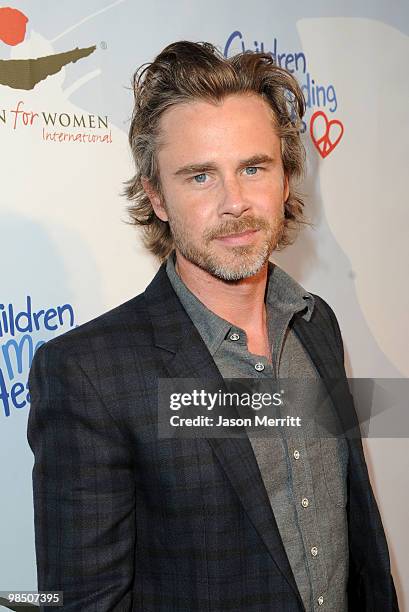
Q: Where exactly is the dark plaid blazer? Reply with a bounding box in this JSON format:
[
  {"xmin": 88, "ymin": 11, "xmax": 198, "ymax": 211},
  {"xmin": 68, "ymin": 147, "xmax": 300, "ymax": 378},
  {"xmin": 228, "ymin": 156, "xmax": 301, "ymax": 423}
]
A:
[{"xmin": 27, "ymin": 261, "xmax": 399, "ymax": 611}]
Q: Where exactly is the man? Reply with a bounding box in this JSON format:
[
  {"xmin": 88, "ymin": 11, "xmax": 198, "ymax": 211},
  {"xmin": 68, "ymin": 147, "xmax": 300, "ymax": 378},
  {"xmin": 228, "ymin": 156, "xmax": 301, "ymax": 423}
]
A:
[{"xmin": 27, "ymin": 41, "xmax": 398, "ymax": 611}]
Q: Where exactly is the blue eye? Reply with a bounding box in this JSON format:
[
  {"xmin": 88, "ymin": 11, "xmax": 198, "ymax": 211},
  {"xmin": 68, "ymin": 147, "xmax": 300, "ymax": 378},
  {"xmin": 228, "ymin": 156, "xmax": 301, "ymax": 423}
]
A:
[
  {"xmin": 245, "ymin": 167, "xmax": 258, "ymax": 175},
  {"xmin": 193, "ymin": 173, "xmax": 207, "ymax": 183}
]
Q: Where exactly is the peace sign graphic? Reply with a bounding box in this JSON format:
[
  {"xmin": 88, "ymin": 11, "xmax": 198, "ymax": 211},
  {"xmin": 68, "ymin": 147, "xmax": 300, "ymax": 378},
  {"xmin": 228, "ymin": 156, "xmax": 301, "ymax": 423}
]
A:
[{"xmin": 310, "ymin": 110, "xmax": 344, "ymax": 158}]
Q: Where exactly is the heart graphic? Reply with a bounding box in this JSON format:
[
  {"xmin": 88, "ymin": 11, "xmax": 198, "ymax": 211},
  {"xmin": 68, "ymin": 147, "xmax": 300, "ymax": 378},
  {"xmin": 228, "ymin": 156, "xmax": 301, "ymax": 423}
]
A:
[{"xmin": 310, "ymin": 110, "xmax": 344, "ymax": 158}]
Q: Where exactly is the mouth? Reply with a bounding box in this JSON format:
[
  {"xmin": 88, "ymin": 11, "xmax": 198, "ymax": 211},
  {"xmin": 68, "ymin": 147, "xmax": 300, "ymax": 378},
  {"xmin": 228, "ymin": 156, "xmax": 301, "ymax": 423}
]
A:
[{"xmin": 215, "ymin": 229, "xmax": 259, "ymax": 245}]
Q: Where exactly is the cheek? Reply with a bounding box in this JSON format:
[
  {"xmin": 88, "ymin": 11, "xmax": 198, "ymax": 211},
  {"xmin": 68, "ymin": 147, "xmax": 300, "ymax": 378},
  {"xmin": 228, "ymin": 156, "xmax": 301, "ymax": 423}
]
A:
[
  {"xmin": 249, "ymin": 181, "xmax": 286, "ymax": 208},
  {"xmin": 172, "ymin": 189, "xmax": 213, "ymax": 220},
  {"xmin": 166, "ymin": 192, "xmax": 211, "ymax": 233}
]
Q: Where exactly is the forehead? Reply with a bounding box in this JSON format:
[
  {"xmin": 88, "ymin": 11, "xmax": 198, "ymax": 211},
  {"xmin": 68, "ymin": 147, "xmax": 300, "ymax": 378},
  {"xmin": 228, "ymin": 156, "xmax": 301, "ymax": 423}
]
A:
[{"xmin": 157, "ymin": 93, "xmax": 280, "ymax": 156}]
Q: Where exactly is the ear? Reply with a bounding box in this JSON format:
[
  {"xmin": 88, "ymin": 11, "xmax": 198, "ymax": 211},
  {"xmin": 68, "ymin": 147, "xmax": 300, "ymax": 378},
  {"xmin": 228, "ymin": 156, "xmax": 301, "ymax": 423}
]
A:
[
  {"xmin": 283, "ymin": 173, "xmax": 290, "ymax": 203},
  {"xmin": 141, "ymin": 177, "xmax": 168, "ymax": 222}
]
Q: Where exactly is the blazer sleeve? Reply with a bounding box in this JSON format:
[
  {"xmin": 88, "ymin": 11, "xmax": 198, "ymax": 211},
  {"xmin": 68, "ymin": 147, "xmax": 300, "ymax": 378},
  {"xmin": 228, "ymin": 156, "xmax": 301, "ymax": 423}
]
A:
[{"xmin": 27, "ymin": 341, "xmax": 136, "ymax": 611}]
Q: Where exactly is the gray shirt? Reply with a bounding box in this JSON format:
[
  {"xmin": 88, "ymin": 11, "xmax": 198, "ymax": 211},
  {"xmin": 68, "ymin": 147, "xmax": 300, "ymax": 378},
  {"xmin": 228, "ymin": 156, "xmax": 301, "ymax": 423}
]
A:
[{"xmin": 166, "ymin": 251, "xmax": 349, "ymax": 612}]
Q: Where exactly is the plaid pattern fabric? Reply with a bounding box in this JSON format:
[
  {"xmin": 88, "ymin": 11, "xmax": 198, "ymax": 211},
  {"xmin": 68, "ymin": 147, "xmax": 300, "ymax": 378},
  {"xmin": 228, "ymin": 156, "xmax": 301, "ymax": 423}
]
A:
[{"xmin": 27, "ymin": 262, "xmax": 399, "ymax": 611}]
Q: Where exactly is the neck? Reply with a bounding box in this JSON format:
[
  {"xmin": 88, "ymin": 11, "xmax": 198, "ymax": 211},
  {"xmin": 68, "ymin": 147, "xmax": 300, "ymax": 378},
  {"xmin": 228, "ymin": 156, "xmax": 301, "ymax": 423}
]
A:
[{"xmin": 174, "ymin": 250, "xmax": 270, "ymax": 331}]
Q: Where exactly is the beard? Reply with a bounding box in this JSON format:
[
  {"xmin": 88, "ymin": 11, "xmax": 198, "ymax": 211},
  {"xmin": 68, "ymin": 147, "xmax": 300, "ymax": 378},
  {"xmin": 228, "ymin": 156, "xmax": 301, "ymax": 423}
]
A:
[{"xmin": 166, "ymin": 209, "xmax": 285, "ymax": 281}]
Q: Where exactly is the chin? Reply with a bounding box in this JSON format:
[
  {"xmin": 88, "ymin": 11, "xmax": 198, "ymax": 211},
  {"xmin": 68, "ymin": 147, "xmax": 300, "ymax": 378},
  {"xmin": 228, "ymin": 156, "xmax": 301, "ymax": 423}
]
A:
[
  {"xmin": 203, "ymin": 250, "xmax": 270, "ymax": 281},
  {"xmin": 176, "ymin": 238, "xmax": 274, "ymax": 281}
]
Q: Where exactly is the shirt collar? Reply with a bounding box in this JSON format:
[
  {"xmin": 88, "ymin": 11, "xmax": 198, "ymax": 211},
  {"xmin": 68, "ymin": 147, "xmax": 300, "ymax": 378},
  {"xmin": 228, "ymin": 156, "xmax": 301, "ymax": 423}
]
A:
[
  {"xmin": 165, "ymin": 250, "xmax": 314, "ymax": 356},
  {"xmin": 265, "ymin": 260, "xmax": 315, "ymax": 321}
]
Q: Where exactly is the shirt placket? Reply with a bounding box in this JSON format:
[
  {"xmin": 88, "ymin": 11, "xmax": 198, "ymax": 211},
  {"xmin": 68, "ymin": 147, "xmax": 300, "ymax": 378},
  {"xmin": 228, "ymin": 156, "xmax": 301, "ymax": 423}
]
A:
[
  {"xmin": 271, "ymin": 310, "xmax": 329, "ymax": 610},
  {"xmin": 285, "ymin": 425, "xmax": 329, "ymax": 609}
]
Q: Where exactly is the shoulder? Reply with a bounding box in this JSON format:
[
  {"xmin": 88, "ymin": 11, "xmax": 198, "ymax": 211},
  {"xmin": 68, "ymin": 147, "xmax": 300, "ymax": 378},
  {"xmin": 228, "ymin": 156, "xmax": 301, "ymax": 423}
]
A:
[
  {"xmin": 308, "ymin": 292, "xmax": 345, "ymax": 362},
  {"xmin": 310, "ymin": 293, "xmax": 343, "ymax": 337},
  {"xmin": 32, "ymin": 291, "xmax": 152, "ymax": 366}
]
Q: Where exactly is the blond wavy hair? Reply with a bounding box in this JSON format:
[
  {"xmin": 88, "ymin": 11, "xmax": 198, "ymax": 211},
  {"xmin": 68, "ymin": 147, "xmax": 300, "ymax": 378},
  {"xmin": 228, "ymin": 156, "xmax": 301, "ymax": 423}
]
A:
[{"xmin": 123, "ymin": 40, "xmax": 307, "ymax": 262}]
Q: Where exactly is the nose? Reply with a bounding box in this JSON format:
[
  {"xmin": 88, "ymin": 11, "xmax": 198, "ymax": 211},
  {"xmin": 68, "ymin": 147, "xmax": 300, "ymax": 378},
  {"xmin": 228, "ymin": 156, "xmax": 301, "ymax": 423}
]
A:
[{"xmin": 217, "ymin": 175, "xmax": 250, "ymax": 217}]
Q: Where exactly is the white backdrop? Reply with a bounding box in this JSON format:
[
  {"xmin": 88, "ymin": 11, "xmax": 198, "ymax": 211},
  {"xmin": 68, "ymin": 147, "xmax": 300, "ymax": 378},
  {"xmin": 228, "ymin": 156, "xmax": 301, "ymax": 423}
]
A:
[{"xmin": 0, "ymin": 1, "xmax": 408, "ymax": 609}]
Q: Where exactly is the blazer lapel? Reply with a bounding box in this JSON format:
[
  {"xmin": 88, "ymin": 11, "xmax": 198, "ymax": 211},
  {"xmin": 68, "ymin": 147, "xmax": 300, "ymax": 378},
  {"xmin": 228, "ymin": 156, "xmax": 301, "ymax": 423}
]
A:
[
  {"xmin": 292, "ymin": 312, "xmax": 360, "ymax": 439},
  {"xmin": 144, "ymin": 263, "xmax": 302, "ymax": 604}
]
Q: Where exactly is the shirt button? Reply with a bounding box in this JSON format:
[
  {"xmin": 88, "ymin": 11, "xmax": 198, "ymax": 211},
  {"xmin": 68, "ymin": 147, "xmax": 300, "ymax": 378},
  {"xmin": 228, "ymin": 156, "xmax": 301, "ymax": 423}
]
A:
[
  {"xmin": 254, "ymin": 362, "xmax": 265, "ymax": 372},
  {"xmin": 301, "ymin": 497, "xmax": 309, "ymax": 508},
  {"xmin": 318, "ymin": 595, "xmax": 324, "ymax": 606},
  {"xmin": 229, "ymin": 332, "xmax": 240, "ymax": 341},
  {"xmin": 293, "ymin": 449, "xmax": 300, "ymax": 460},
  {"xmin": 311, "ymin": 546, "xmax": 318, "ymax": 557}
]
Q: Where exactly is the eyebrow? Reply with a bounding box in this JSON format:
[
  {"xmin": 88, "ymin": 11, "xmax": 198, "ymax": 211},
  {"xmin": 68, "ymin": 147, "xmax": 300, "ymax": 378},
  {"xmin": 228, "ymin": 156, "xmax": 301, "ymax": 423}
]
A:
[{"xmin": 173, "ymin": 154, "xmax": 276, "ymax": 177}]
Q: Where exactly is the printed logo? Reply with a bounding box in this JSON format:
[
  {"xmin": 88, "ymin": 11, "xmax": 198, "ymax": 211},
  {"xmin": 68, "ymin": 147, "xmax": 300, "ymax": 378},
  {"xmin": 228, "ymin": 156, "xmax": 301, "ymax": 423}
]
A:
[
  {"xmin": 224, "ymin": 30, "xmax": 344, "ymax": 158},
  {"xmin": 310, "ymin": 111, "xmax": 344, "ymax": 158},
  {"xmin": 0, "ymin": 6, "xmax": 95, "ymax": 90},
  {"xmin": 0, "ymin": 297, "xmax": 77, "ymax": 418},
  {"xmin": 0, "ymin": 5, "xmax": 112, "ymax": 145}
]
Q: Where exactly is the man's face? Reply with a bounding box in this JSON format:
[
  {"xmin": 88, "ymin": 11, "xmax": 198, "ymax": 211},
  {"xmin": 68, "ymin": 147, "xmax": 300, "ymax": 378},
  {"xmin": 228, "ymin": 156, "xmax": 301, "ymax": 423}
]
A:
[{"xmin": 145, "ymin": 93, "xmax": 289, "ymax": 281}]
